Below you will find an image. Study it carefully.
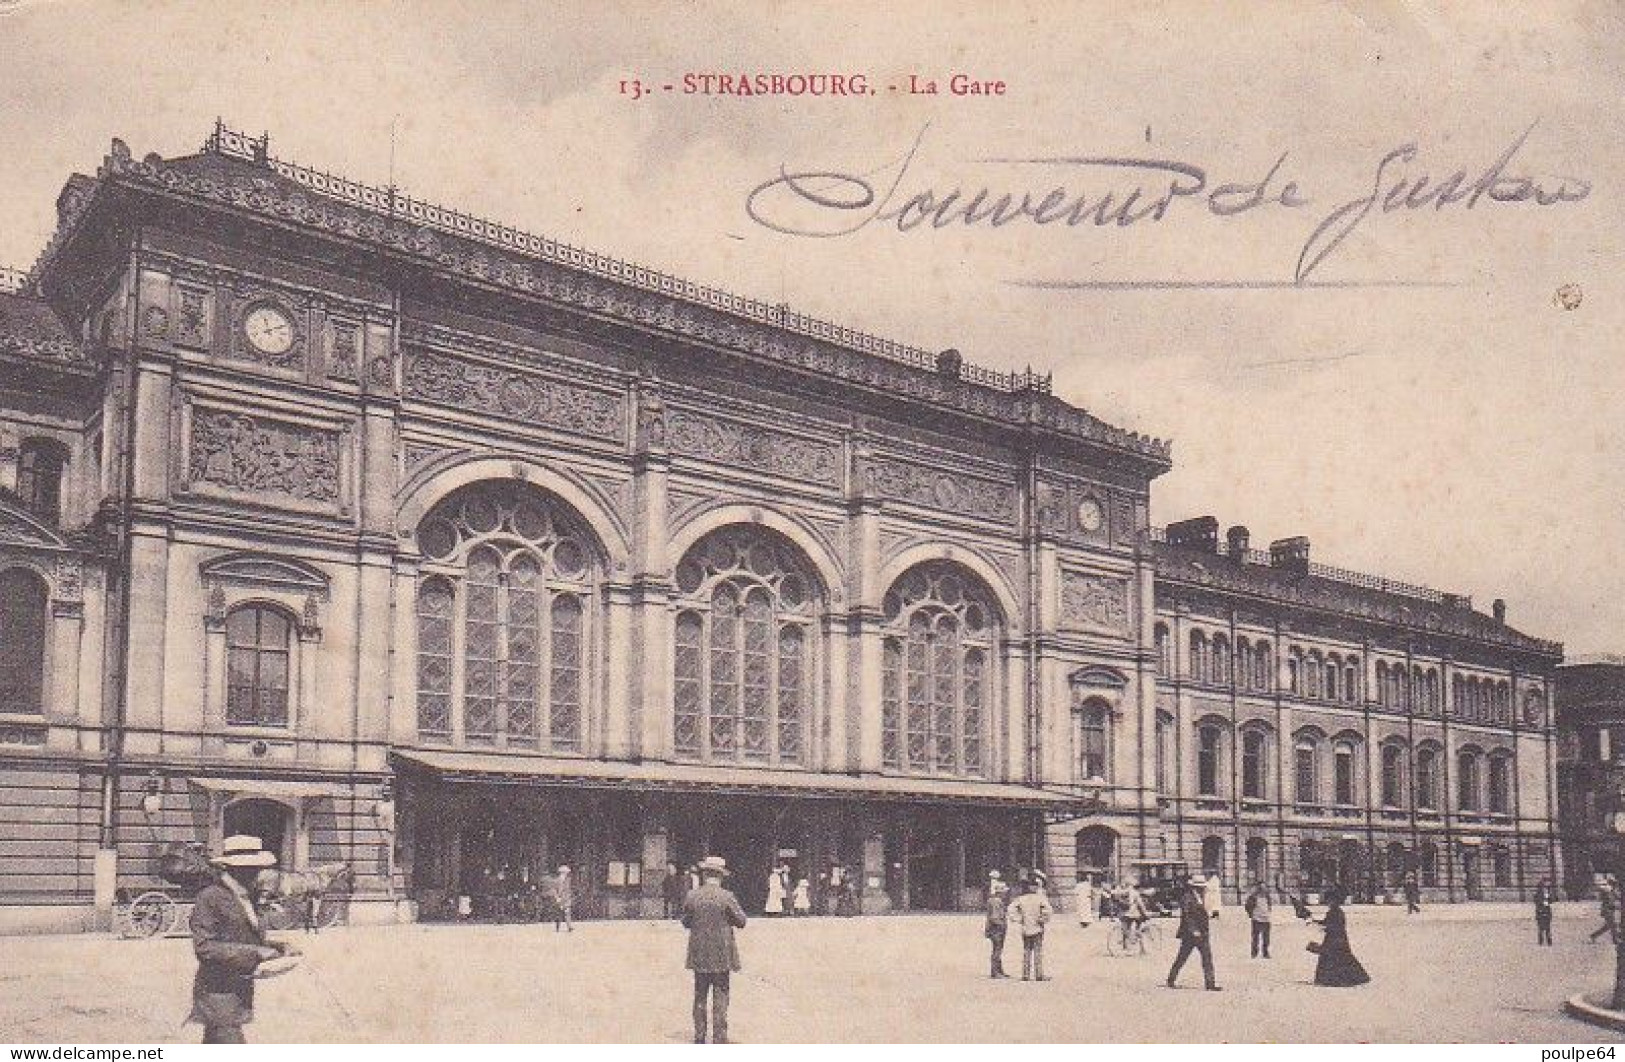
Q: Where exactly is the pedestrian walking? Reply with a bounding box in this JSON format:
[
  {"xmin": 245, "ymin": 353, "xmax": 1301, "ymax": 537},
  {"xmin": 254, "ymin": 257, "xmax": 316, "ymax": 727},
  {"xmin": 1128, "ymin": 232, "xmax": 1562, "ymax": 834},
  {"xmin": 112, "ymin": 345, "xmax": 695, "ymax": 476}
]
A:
[
  {"xmin": 1534, "ymin": 879, "xmax": 1556, "ymax": 946},
  {"xmin": 553, "ymin": 865, "xmax": 574, "ymax": 932},
  {"xmin": 1165, "ymin": 876, "xmax": 1220, "ymax": 991},
  {"xmin": 1244, "ymin": 880, "xmax": 1273, "ymax": 958},
  {"xmin": 681, "ymin": 856, "xmax": 748, "ymax": 1044},
  {"xmin": 1592, "ymin": 879, "xmax": 1619, "ymax": 942},
  {"xmin": 792, "ymin": 877, "xmax": 811, "ymax": 916},
  {"xmin": 984, "ymin": 878, "xmax": 1010, "ymax": 978},
  {"xmin": 186, "ymin": 835, "xmax": 297, "ymax": 1044},
  {"xmin": 1403, "ymin": 873, "xmax": 1421, "ymax": 915},
  {"xmin": 1074, "ymin": 875, "xmax": 1096, "ymax": 928},
  {"xmin": 1008, "ymin": 876, "xmax": 1053, "ymax": 981},
  {"xmin": 765, "ymin": 864, "xmax": 787, "ymax": 916},
  {"xmin": 1310, "ymin": 888, "xmax": 1370, "ymax": 987},
  {"xmin": 663, "ymin": 862, "xmax": 688, "ymax": 920}
]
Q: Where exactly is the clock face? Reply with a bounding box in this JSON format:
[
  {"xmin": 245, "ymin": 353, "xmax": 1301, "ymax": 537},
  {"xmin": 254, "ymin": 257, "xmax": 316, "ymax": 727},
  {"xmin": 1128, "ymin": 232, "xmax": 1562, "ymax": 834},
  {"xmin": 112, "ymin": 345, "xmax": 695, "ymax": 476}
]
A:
[
  {"xmin": 1077, "ymin": 497, "xmax": 1105, "ymax": 532},
  {"xmin": 243, "ymin": 306, "xmax": 295, "ymax": 356}
]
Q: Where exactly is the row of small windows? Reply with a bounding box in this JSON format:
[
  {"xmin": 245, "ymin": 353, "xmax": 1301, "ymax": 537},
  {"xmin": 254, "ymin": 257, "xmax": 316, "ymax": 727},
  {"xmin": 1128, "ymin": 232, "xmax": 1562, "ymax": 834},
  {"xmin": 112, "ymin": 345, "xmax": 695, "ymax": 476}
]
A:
[
  {"xmin": 1192, "ymin": 836, "xmax": 1515, "ymax": 892},
  {"xmin": 1155, "ymin": 716, "xmax": 1515, "ymax": 815},
  {"xmin": 1157, "ymin": 625, "xmax": 1506, "ymax": 723},
  {"xmin": 413, "ymin": 483, "xmax": 999, "ymax": 777}
]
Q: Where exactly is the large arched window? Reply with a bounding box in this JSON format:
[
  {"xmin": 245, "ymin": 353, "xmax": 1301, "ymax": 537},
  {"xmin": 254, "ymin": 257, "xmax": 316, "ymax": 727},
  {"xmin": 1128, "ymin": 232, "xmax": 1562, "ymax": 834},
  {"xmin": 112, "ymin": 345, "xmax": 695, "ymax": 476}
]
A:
[
  {"xmin": 226, "ymin": 605, "xmax": 291, "ymax": 727},
  {"xmin": 1154, "ymin": 623, "xmax": 1171, "ymax": 678},
  {"xmin": 1488, "ymin": 752, "xmax": 1513, "ymax": 815},
  {"xmin": 1294, "ymin": 733, "xmax": 1320, "ymax": 805},
  {"xmin": 1332, "ymin": 738, "xmax": 1359, "ymax": 805},
  {"xmin": 415, "ymin": 483, "xmax": 598, "ymax": 750},
  {"xmin": 16, "ymin": 438, "xmax": 67, "ymax": 524},
  {"xmin": 881, "ymin": 562, "xmax": 997, "ymax": 776},
  {"xmin": 674, "ymin": 527, "xmax": 818, "ymax": 766},
  {"xmin": 1380, "ymin": 741, "xmax": 1406, "ymax": 808},
  {"xmin": 1197, "ymin": 722, "xmax": 1225, "ymax": 797},
  {"xmin": 1457, "ymin": 748, "xmax": 1483, "ymax": 811},
  {"xmin": 1154, "ymin": 711, "xmax": 1174, "ymax": 796},
  {"xmin": 1415, "ymin": 744, "xmax": 1440, "ymax": 810},
  {"xmin": 0, "ymin": 569, "xmax": 49, "ymax": 714},
  {"xmin": 1241, "ymin": 727, "xmax": 1269, "ymax": 801}
]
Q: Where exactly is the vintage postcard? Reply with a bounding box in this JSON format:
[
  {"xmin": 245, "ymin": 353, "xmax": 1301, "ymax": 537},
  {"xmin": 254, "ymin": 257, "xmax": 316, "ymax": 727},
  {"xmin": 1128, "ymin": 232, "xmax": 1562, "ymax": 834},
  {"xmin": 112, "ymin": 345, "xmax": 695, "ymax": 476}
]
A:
[{"xmin": 0, "ymin": 0, "xmax": 1620, "ymax": 1047}]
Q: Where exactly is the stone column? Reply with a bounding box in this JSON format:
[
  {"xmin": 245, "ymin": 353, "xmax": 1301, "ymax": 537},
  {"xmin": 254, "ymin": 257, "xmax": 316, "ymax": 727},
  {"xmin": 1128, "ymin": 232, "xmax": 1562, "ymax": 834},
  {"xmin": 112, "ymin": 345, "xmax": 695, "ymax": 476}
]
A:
[{"xmin": 633, "ymin": 390, "xmax": 672, "ymax": 761}]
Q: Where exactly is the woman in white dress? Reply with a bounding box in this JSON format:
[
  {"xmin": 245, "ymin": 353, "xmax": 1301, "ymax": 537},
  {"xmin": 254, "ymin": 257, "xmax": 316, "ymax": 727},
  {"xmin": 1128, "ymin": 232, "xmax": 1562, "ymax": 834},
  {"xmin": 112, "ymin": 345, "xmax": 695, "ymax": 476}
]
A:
[{"xmin": 765, "ymin": 864, "xmax": 787, "ymax": 915}]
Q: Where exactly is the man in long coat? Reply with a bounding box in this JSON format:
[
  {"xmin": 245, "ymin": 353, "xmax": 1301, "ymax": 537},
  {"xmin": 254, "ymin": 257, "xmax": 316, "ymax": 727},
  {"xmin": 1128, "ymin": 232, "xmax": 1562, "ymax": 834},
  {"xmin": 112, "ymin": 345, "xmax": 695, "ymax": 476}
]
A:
[
  {"xmin": 188, "ymin": 835, "xmax": 293, "ymax": 1043},
  {"xmin": 1166, "ymin": 876, "xmax": 1221, "ymax": 991},
  {"xmin": 681, "ymin": 856, "xmax": 748, "ymax": 1044}
]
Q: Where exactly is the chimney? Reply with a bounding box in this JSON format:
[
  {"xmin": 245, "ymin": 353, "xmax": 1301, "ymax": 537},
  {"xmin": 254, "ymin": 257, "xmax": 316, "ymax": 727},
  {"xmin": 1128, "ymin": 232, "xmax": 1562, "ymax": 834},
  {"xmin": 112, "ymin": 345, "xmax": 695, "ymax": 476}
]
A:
[
  {"xmin": 1166, "ymin": 516, "xmax": 1219, "ymax": 552},
  {"xmin": 935, "ymin": 348, "xmax": 963, "ymax": 379},
  {"xmin": 1492, "ymin": 598, "xmax": 1507, "ymax": 624},
  {"xmin": 1226, "ymin": 525, "xmax": 1251, "ymax": 562},
  {"xmin": 1269, "ymin": 536, "xmax": 1311, "ymax": 574}
]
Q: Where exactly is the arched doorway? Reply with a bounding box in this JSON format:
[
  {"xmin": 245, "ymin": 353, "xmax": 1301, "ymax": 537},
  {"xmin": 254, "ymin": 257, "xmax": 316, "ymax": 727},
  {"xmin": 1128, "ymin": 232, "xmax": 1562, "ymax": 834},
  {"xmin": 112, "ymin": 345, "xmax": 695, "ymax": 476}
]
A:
[
  {"xmin": 1075, "ymin": 825, "xmax": 1116, "ymax": 881},
  {"xmin": 223, "ymin": 798, "xmax": 294, "ymax": 868}
]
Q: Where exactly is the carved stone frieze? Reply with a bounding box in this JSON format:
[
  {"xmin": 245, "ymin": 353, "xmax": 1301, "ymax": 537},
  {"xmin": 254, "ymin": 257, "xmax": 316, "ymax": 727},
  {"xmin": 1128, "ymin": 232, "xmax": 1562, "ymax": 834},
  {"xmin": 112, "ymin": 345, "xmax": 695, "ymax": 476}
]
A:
[
  {"xmin": 175, "ymin": 286, "xmax": 210, "ymax": 348},
  {"xmin": 404, "ymin": 350, "xmax": 624, "ymax": 441},
  {"xmin": 53, "ymin": 556, "xmax": 82, "ymax": 600},
  {"xmin": 403, "ymin": 442, "xmax": 460, "ymax": 471},
  {"xmin": 188, "ymin": 409, "xmax": 340, "ymax": 504},
  {"xmin": 665, "ymin": 410, "xmax": 839, "ymax": 486},
  {"xmin": 1060, "ymin": 571, "xmax": 1131, "ymax": 633},
  {"xmin": 328, "ymin": 318, "xmax": 360, "ymax": 381},
  {"xmin": 866, "ymin": 457, "xmax": 1015, "ymax": 523}
]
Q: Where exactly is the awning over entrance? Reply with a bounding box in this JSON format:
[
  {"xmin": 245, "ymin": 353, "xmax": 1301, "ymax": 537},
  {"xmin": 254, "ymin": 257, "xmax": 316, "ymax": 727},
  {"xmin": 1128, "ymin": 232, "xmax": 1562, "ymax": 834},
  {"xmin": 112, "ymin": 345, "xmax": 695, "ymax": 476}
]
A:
[
  {"xmin": 188, "ymin": 777, "xmax": 353, "ymax": 800},
  {"xmin": 392, "ymin": 748, "xmax": 1086, "ymax": 810}
]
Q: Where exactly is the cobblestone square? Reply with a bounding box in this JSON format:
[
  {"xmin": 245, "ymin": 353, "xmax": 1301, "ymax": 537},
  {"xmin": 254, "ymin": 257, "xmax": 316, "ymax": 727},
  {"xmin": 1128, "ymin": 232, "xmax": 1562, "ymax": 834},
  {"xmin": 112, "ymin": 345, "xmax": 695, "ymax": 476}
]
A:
[{"xmin": 0, "ymin": 905, "xmax": 1616, "ymax": 1043}]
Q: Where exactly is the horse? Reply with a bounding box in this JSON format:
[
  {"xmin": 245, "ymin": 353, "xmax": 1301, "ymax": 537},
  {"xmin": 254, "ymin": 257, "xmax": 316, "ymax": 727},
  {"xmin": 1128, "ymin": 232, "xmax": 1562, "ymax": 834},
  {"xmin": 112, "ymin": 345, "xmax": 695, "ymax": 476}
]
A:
[{"xmin": 256, "ymin": 863, "xmax": 355, "ymax": 933}]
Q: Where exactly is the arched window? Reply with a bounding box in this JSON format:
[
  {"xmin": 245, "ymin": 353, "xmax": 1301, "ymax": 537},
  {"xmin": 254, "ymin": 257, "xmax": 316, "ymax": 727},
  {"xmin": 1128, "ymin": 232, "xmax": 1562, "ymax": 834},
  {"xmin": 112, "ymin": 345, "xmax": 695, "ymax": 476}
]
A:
[
  {"xmin": 675, "ymin": 527, "xmax": 819, "ymax": 766},
  {"xmin": 1524, "ymin": 689, "xmax": 1547, "ymax": 727},
  {"xmin": 415, "ymin": 483, "xmax": 598, "ymax": 750},
  {"xmin": 1246, "ymin": 837, "xmax": 1269, "ymax": 885},
  {"xmin": 1415, "ymin": 745, "xmax": 1440, "ymax": 810},
  {"xmin": 1197, "ymin": 723, "xmax": 1223, "ymax": 797},
  {"xmin": 0, "ymin": 569, "xmax": 49, "ymax": 714},
  {"xmin": 1306, "ymin": 651, "xmax": 1324, "ymax": 699},
  {"xmin": 1301, "ymin": 839, "xmax": 1324, "ymax": 890},
  {"xmin": 1333, "ymin": 739, "xmax": 1358, "ymax": 805},
  {"xmin": 1212, "ymin": 634, "xmax": 1231, "ymax": 686},
  {"xmin": 1488, "ymin": 753, "xmax": 1512, "ymax": 815},
  {"xmin": 1345, "ymin": 660, "xmax": 1359, "ymax": 703},
  {"xmin": 1287, "ymin": 648, "xmax": 1302, "ymax": 694},
  {"xmin": 226, "ymin": 605, "xmax": 291, "ymax": 727},
  {"xmin": 1241, "ymin": 727, "xmax": 1268, "ymax": 800},
  {"xmin": 1375, "ymin": 661, "xmax": 1388, "ymax": 706},
  {"xmin": 1189, "ymin": 631, "xmax": 1209, "ymax": 685},
  {"xmin": 1420, "ymin": 841, "xmax": 1439, "ymax": 887},
  {"xmin": 1236, "ymin": 638, "xmax": 1252, "ymax": 691},
  {"xmin": 1380, "ymin": 742, "xmax": 1406, "ymax": 808},
  {"xmin": 1457, "ymin": 749, "xmax": 1482, "ymax": 811},
  {"xmin": 1294, "ymin": 734, "xmax": 1320, "ymax": 805},
  {"xmin": 1425, "ymin": 670, "xmax": 1440, "ymax": 714},
  {"xmin": 1325, "ymin": 655, "xmax": 1341, "ymax": 702},
  {"xmin": 1256, "ymin": 642, "xmax": 1273, "ymax": 692},
  {"xmin": 1074, "ymin": 698, "xmax": 1110, "ymax": 782},
  {"xmin": 16, "ymin": 438, "xmax": 66, "ymax": 524},
  {"xmin": 1154, "ymin": 623, "xmax": 1172, "ymax": 677},
  {"xmin": 1452, "ymin": 675, "xmax": 1463, "ymax": 717},
  {"xmin": 881, "ymin": 562, "xmax": 997, "ymax": 776},
  {"xmin": 1201, "ymin": 836, "xmax": 1225, "ymax": 878}
]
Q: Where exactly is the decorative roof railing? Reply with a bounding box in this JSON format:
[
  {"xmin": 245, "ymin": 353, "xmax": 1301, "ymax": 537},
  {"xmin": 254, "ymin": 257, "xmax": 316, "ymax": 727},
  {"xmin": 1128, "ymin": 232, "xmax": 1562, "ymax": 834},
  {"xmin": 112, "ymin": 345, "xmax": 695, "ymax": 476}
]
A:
[
  {"xmin": 1148, "ymin": 524, "xmax": 1451, "ymax": 605},
  {"xmin": 0, "ymin": 267, "xmax": 27, "ymax": 295},
  {"xmin": 202, "ymin": 122, "xmax": 1053, "ymax": 397}
]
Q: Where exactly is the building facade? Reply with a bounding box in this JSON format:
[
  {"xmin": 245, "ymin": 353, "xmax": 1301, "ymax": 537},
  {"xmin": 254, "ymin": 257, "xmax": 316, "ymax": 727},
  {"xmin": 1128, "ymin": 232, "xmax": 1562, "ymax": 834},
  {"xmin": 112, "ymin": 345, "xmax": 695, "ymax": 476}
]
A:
[
  {"xmin": 1555, "ymin": 658, "xmax": 1625, "ymax": 897},
  {"xmin": 0, "ymin": 125, "xmax": 1563, "ymax": 931}
]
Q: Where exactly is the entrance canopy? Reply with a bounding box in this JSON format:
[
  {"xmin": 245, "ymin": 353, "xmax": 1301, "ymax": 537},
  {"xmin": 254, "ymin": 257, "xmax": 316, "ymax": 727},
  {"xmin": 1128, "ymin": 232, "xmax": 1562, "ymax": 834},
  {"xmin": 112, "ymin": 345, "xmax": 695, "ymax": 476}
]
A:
[
  {"xmin": 393, "ymin": 749, "xmax": 1086, "ymax": 810},
  {"xmin": 188, "ymin": 777, "xmax": 352, "ymax": 800}
]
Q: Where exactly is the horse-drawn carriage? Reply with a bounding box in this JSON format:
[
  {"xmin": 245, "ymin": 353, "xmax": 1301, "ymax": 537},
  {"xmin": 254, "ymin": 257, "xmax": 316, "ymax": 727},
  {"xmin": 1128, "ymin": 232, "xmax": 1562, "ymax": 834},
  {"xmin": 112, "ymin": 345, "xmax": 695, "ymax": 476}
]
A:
[{"xmin": 112, "ymin": 842, "xmax": 354, "ymax": 939}]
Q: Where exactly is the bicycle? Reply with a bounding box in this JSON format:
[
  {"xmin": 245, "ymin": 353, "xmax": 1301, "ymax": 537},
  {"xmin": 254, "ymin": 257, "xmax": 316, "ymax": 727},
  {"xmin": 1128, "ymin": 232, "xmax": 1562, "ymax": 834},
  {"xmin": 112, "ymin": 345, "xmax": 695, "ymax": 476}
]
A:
[
  {"xmin": 1105, "ymin": 916, "xmax": 1163, "ymax": 956},
  {"xmin": 114, "ymin": 886, "xmax": 184, "ymax": 939}
]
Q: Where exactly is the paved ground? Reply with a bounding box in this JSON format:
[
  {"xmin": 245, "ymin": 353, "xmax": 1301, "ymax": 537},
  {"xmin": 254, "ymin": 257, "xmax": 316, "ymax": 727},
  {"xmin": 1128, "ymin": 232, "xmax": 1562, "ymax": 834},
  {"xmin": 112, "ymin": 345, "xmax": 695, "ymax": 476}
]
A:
[{"xmin": 2, "ymin": 904, "xmax": 1620, "ymax": 1043}]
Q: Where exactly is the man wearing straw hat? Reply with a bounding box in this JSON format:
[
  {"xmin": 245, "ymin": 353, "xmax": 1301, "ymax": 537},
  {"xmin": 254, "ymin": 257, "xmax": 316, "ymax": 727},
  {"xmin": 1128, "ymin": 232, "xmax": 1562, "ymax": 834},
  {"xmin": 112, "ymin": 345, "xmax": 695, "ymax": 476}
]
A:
[
  {"xmin": 187, "ymin": 835, "xmax": 294, "ymax": 1043},
  {"xmin": 681, "ymin": 855, "xmax": 748, "ymax": 1044}
]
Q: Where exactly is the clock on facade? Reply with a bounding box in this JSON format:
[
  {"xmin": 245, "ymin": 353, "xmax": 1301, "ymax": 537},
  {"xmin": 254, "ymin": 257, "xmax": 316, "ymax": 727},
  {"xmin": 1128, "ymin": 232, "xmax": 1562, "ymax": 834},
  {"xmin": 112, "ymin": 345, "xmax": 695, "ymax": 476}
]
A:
[
  {"xmin": 1077, "ymin": 497, "xmax": 1105, "ymax": 532},
  {"xmin": 243, "ymin": 305, "xmax": 296, "ymax": 356}
]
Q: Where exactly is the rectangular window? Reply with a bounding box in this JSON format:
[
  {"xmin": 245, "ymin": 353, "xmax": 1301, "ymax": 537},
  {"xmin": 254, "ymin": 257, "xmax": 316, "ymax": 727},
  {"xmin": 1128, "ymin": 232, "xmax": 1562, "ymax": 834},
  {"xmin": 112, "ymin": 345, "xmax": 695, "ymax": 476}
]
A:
[
  {"xmin": 1197, "ymin": 726, "xmax": 1221, "ymax": 797},
  {"xmin": 1242, "ymin": 731, "xmax": 1266, "ymax": 800},
  {"xmin": 1381, "ymin": 746, "xmax": 1404, "ymax": 807},
  {"xmin": 1488, "ymin": 757, "xmax": 1511, "ymax": 815},
  {"xmin": 1295, "ymin": 743, "xmax": 1317, "ymax": 804},
  {"xmin": 1334, "ymin": 748, "xmax": 1355, "ymax": 805}
]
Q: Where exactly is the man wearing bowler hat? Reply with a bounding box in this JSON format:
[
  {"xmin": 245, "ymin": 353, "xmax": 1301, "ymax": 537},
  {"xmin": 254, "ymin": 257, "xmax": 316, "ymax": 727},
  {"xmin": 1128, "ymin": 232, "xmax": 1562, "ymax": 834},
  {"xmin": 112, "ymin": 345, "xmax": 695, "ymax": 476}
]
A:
[
  {"xmin": 681, "ymin": 855, "xmax": 748, "ymax": 1043},
  {"xmin": 188, "ymin": 835, "xmax": 295, "ymax": 1043}
]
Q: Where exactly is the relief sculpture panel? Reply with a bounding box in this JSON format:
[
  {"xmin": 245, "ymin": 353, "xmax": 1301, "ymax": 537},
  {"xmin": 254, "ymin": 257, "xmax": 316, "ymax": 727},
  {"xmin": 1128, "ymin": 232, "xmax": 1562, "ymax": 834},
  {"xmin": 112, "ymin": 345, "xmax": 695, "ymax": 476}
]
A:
[
  {"xmin": 665, "ymin": 409, "xmax": 839, "ymax": 486},
  {"xmin": 188, "ymin": 409, "xmax": 341, "ymax": 505},
  {"xmin": 404, "ymin": 350, "xmax": 624, "ymax": 441},
  {"xmin": 867, "ymin": 456, "xmax": 1016, "ymax": 523},
  {"xmin": 1060, "ymin": 570, "xmax": 1131, "ymax": 634}
]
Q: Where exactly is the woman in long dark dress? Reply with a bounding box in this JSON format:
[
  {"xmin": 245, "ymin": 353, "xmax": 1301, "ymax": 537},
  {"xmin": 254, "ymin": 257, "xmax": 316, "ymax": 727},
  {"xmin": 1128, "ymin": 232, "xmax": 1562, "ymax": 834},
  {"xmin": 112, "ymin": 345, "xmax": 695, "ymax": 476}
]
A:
[{"xmin": 1313, "ymin": 889, "xmax": 1371, "ymax": 987}]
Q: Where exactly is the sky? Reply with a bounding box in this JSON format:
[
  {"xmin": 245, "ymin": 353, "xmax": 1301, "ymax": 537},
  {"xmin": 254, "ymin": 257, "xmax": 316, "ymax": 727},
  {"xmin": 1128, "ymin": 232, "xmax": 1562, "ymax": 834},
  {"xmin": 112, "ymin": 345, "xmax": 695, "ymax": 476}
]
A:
[{"xmin": 1, "ymin": 0, "xmax": 1619, "ymax": 653}]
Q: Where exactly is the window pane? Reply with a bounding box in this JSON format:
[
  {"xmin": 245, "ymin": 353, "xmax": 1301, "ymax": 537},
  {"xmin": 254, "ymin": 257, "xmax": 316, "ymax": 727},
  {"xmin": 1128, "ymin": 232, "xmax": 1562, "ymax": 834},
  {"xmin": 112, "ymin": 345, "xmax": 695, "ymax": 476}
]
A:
[
  {"xmin": 674, "ymin": 612, "xmax": 703, "ymax": 757},
  {"xmin": 777, "ymin": 626, "xmax": 803, "ymax": 763},
  {"xmin": 882, "ymin": 639, "xmax": 902, "ymax": 768},
  {"xmin": 549, "ymin": 595, "xmax": 582, "ymax": 751}
]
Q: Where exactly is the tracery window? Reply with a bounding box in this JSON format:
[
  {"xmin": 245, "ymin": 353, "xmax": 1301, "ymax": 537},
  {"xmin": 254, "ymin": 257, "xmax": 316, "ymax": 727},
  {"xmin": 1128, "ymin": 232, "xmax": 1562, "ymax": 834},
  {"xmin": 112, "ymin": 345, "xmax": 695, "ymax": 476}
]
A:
[
  {"xmin": 673, "ymin": 527, "xmax": 817, "ymax": 766},
  {"xmin": 226, "ymin": 605, "xmax": 291, "ymax": 727},
  {"xmin": 415, "ymin": 484, "xmax": 596, "ymax": 750},
  {"xmin": 0, "ymin": 569, "xmax": 48, "ymax": 715},
  {"xmin": 881, "ymin": 562, "xmax": 996, "ymax": 776}
]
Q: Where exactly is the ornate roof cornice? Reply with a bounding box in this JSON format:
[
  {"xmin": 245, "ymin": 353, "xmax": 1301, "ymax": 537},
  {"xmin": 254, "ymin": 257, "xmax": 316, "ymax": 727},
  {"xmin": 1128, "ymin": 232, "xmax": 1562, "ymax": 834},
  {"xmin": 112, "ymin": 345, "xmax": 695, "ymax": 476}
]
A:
[{"xmin": 30, "ymin": 124, "xmax": 1171, "ymax": 468}]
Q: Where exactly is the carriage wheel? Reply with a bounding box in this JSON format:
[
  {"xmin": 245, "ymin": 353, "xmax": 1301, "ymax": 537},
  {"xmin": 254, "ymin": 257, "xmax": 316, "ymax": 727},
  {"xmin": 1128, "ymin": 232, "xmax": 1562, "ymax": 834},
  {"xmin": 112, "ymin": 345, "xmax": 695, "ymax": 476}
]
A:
[{"xmin": 126, "ymin": 891, "xmax": 177, "ymax": 939}]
